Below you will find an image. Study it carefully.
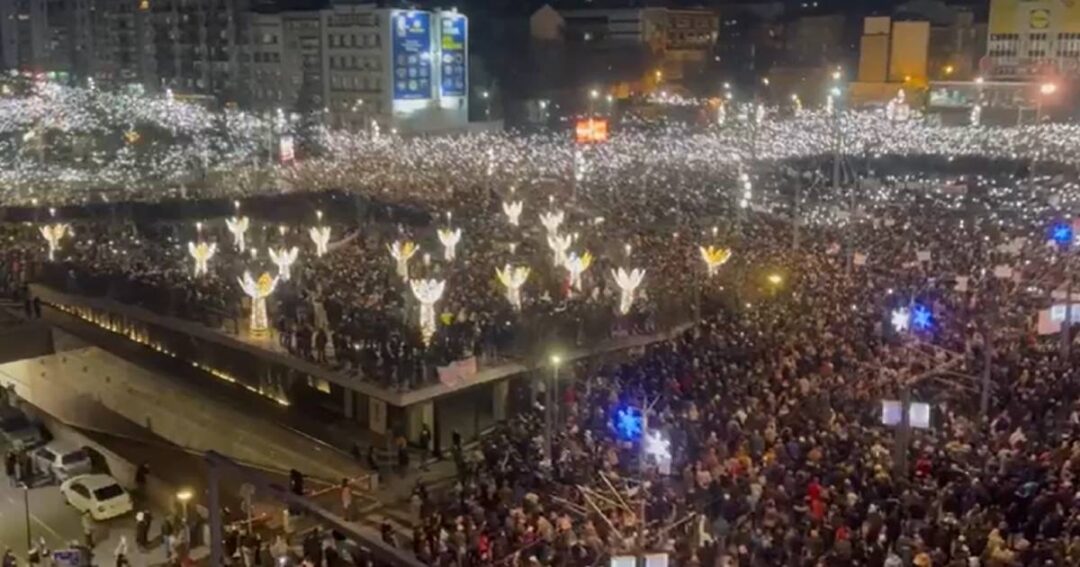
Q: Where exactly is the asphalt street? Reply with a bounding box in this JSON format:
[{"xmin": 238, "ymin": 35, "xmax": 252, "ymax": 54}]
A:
[{"xmin": 0, "ymin": 469, "xmax": 171, "ymax": 564}]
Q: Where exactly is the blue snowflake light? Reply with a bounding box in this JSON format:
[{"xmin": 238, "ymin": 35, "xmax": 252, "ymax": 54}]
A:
[
  {"xmin": 615, "ymin": 406, "xmax": 642, "ymax": 441},
  {"xmin": 1051, "ymin": 223, "xmax": 1073, "ymax": 247},
  {"xmin": 912, "ymin": 304, "xmax": 933, "ymax": 331}
]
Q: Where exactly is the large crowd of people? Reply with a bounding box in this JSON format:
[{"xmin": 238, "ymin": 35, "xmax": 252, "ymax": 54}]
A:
[{"xmin": 3, "ymin": 103, "xmax": 1080, "ymax": 566}]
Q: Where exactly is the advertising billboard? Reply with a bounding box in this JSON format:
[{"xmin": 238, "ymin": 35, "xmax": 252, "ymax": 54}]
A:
[
  {"xmin": 439, "ymin": 14, "xmax": 468, "ymax": 97},
  {"xmin": 575, "ymin": 118, "xmax": 609, "ymax": 144},
  {"xmin": 392, "ymin": 11, "xmax": 433, "ymax": 101}
]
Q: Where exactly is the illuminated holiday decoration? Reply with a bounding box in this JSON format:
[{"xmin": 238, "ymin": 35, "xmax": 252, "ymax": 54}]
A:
[
  {"xmin": 612, "ymin": 267, "xmax": 646, "ymax": 315},
  {"xmin": 502, "ymin": 201, "xmax": 523, "ymax": 226},
  {"xmin": 699, "ymin": 246, "xmax": 732, "ymax": 277},
  {"xmin": 269, "ymin": 246, "xmax": 300, "ymax": 282},
  {"xmin": 970, "ymin": 104, "xmax": 982, "ymax": 127},
  {"xmin": 438, "ymin": 228, "xmax": 462, "ymax": 262},
  {"xmin": 1051, "ymin": 222, "xmax": 1073, "ymax": 247},
  {"xmin": 564, "ymin": 251, "xmax": 593, "ymax": 292},
  {"xmin": 890, "ymin": 307, "xmax": 911, "ymax": 333},
  {"xmin": 644, "ymin": 429, "xmax": 671, "ymax": 461},
  {"xmin": 912, "ymin": 304, "xmax": 933, "ymax": 331},
  {"xmin": 547, "ymin": 233, "xmax": 572, "ymax": 267},
  {"xmin": 495, "ymin": 265, "xmax": 530, "ymax": 311},
  {"xmin": 238, "ymin": 272, "xmax": 278, "ymax": 335},
  {"xmin": 539, "ymin": 210, "xmax": 564, "ymax": 236},
  {"xmin": 615, "ymin": 406, "xmax": 642, "ymax": 441},
  {"xmin": 226, "ymin": 217, "xmax": 250, "ymax": 253},
  {"xmin": 388, "ymin": 240, "xmax": 419, "ymax": 280},
  {"xmin": 410, "ymin": 279, "xmax": 446, "ymax": 345},
  {"xmin": 39, "ymin": 223, "xmax": 70, "ymax": 261},
  {"xmin": 717, "ymin": 103, "xmax": 726, "ymax": 125},
  {"xmin": 826, "ymin": 93, "xmax": 836, "ymax": 115},
  {"xmin": 309, "ymin": 226, "xmax": 331, "ymax": 258},
  {"xmin": 187, "ymin": 241, "xmax": 217, "ymax": 277},
  {"xmin": 754, "ymin": 103, "xmax": 765, "ymax": 124}
]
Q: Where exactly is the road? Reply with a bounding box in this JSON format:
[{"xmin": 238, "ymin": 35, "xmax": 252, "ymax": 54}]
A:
[{"xmin": 0, "ymin": 472, "xmax": 170, "ymax": 564}]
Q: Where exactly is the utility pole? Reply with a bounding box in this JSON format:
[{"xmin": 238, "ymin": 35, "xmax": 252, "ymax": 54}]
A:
[
  {"xmin": 1062, "ymin": 250, "xmax": 1073, "ymax": 361},
  {"xmin": 980, "ymin": 281, "xmax": 994, "ymax": 422}
]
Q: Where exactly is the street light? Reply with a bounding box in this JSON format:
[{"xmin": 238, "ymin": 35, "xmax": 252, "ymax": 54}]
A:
[
  {"xmin": 544, "ymin": 353, "xmax": 564, "ymax": 461},
  {"xmin": 177, "ymin": 488, "xmax": 194, "ymax": 522},
  {"xmin": 943, "ymin": 64, "xmax": 954, "ymax": 76},
  {"xmin": 767, "ymin": 273, "xmax": 783, "ymax": 286},
  {"xmin": 1037, "ymin": 82, "xmax": 1057, "ymax": 123},
  {"xmin": 1040, "ymin": 82, "xmax": 1057, "ymax": 95}
]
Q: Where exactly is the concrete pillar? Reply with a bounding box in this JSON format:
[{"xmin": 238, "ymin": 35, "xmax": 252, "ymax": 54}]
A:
[
  {"xmin": 343, "ymin": 388, "xmax": 354, "ymax": 419},
  {"xmin": 368, "ymin": 398, "xmax": 387, "ymax": 436},
  {"xmin": 493, "ymin": 379, "xmax": 509, "ymax": 422},
  {"xmin": 405, "ymin": 401, "xmax": 434, "ymax": 448}
]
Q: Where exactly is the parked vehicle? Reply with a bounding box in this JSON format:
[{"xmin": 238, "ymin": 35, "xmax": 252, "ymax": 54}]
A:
[
  {"xmin": 0, "ymin": 407, "xmax": 45, "ymax": 451},
  {"xmin": 60, "ymin": 474, "xmax": 133, "ymax": 520},
  {"xmin": 33, "ymin": 441, "xmax": 93, "ymax": 482}
]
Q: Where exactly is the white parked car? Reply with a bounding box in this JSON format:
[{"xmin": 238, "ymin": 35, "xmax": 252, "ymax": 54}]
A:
[
  {"xmin": 34, "ymin": 441, "xmax": 93, "ymax": 482},
  {"xmin": 60, "ymin": 474, "xmax": 133, "ymax": 520}
]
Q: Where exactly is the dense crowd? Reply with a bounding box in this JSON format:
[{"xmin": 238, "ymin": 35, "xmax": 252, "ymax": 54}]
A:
[
  {"xmin": 4, "ymin": 105, "xmax": 1080, "ymax": 566},
  {"xmin": 391, "ymin": 166, "xmax": 1080, "ymax": 566}
]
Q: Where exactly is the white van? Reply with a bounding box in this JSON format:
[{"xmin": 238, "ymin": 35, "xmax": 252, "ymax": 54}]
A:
[{"xmin": 33, "ymin": 441, "xmax": 93, "ymax": 482}]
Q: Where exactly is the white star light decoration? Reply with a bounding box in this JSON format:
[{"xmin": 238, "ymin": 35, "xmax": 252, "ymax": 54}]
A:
[
  {"xmin": 644, "ymin": 430, "xmax": 671, "ymax": 462},
  {"xmin": 891, "ymin": 307, "xmax": 911, "ymax": 333}
]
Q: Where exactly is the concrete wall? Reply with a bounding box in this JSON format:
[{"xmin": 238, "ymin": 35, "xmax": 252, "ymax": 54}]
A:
[
  {"xmin": 0, "ymin": 322, "xmax": 54, "ymax": 364},
  {"xmin": 889, "ymin": 21, "xmax": 930, "ymax": 84},
  {"xmin": 0, "ymin": 347, "xmax": 361, "ymax": 482}
]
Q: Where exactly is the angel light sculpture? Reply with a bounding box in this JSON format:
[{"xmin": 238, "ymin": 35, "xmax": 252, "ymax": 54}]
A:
[
  {"xmin": 238, "ymin": 271, "xmax": 278, "ymax": 335},
  {"xmin": 503, "ymin": 201, "xmax": 523, "ymax": 226},
  {"xmin": 388, "ymin": 240, "xmax": 419, "ymax": 280},
  {"xmin": 548, "ymin": 233, "xmax": 572, "ymax": 268},
  {"xmin": 495, "ymin": 265, "xmax": 530, "ymax": 311},
  {"xmin": 539, "ymin": 210, "xmax": 564, "ymax": 236},
  {"xmin": 410, "ymin": 278, "xmax": 446, "ymax": 345},
  {"xmin": 564, "ymin": 251, "xmax": 593, "ymax": 293},
  {"xmin": 188, "ymin": 241, "xmax": 217, "ymax": 277},
  {"xmin": 438, "ymin": 228, "xmax": 462, "ymax": 262},
  {"xmin": 226, "ymin": 216, "xmax": 249, "ymax": 253},
  {"xmin": 612, "ymin": 267, "xmax": 646, "ymax": 315},
  {"xmin": 309, "ymin": 226, "xmax": 332, "ymax": 258},
  {"xmin": 39, "ymin": 223, "xmax": 70, "ymax": 261},
  {"xmin": 700, "ymin": 246, "xmax": 732, "ymax": 277},
  {"xmin": 269, "ymin": 246, "xmax": 300, "ymax": 282}
]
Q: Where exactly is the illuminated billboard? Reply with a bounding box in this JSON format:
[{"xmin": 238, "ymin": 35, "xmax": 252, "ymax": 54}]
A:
[
  {"xmin": 391, "ymin": 11, "xmax": 433, "ymax": 101},
  {"xmin": 439, "ymin": 14, "xmax": 467, "ymax": 98},
  {"xmin": 575, "ymin": 118, "xmax": 609, "ymax": 144}
]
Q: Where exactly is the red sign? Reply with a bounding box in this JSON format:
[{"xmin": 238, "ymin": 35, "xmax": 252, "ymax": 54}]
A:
[{"xmin": 575, "ymin": 118, "xmax": 609, "ymax": 144}]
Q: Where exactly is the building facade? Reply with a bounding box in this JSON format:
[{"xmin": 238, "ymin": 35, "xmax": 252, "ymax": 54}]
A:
[
  {"xmin": 0, "ymin": 1, "xmax": 469, "ymax": 132},
  {"xmin": 985, "ymin": 0, "xmax": 1080, "ymax": 80}
]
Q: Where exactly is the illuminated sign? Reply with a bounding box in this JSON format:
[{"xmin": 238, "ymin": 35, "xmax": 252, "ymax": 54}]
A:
[
  {"xmin": 439, "ymin": 14, "xmax": 467, "ymax": 97},
  {"xmin": 575, "ymin": 118, "xmax": 609, "ymax": 143},
  {"xmin": 392, "ymin": 11, "xmax": 433, "ymax": 101}
]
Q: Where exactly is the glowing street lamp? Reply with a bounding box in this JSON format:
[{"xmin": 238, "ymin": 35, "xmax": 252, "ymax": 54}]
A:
[
  {"xmin": 309, "ymin": 226, "xmax": 331, "ymax": 257},
  {"xmin": 388, "ymin": 240, "xmax": 419, "ymax": 280},
  {"xmin": 564, "ymin": 251, "xmax": 593, "ymax": 292},
  {"xmin": 187, "ymin": 241, "xmax": 217, "ymax": 277},
  {"xmin": 495, "ymin": 264, "xmax": 530, "ymax": 311},
  {"xmin": 438, "ymin": 227, "xmax": 463, "ymax": 261},
  {"xmin": 539, "ymin": 210, "xmax": 564, "ymax": 235},
  {"xmin": 612, "ymin": 267, "xmax": 646, "ymax": 315},
  {"xmin": 1040, "ymin": 82, "xmax": 1057, "ymax": 95},
  {"xmin": 39, "ymin": 223, "xmax": 70, "ymax": 261},
  {"xmin": 700, "ymin": 245, "xmax": 732, "ymax": 277},
  {"xmin": 238, "ymin": 272, "xmax": 278, "ymax": 335},
  {"xmin": 176, "ymin": 489, "xmax": 194, "ymax": 522},
  {"xmin": 767, "ymin": 273, "xmax": 783, "ymax": 286},
  {"xmin": 410, "ymin": 279, "xmax": 446, "ymax": 345},
  {"xmin": 502, "ymin": 200, "xmax": 523, "ymax": 226},
  {"xmin": 226, "ymin": 216, "xmax": 249, "ymax": 253},
  {"xmin": 269, "ymin": 246, "xmax": 300, "ymax": 281}
]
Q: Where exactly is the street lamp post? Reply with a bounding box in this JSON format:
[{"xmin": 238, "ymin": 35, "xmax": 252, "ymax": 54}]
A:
[
  {"xmin": 177, "ymin": 488, "xmax": 193, "ymax": 523},
  {"xmin": 1037, "ymin": 82, "xmax": 1056, "ymax": 123},
  {"xmin": 544, "ymin": 354, "xmax": 562, "ymax": 462},
  {"xmin": 22, "ymin": 484, "xmax": 30, "ymax": 556},
  {"xmin": 588, "ymin": 89, "xmax": 599, "ymax": 116}
]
